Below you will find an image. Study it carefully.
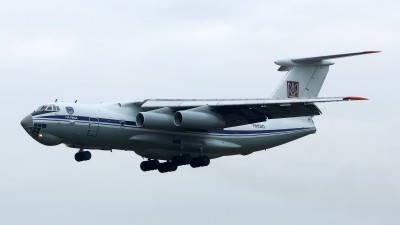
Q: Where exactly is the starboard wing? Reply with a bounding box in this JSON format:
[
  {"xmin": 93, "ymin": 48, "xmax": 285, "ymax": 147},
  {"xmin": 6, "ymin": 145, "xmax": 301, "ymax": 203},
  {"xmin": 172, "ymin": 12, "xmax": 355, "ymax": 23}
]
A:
[{"xmin": 137, "ymin": 97, "xmax": 367, "ymax": 128}]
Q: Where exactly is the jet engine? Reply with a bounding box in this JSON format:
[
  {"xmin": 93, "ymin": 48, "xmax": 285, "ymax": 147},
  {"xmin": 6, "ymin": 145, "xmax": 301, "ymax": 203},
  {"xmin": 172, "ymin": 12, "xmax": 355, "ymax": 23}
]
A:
[
  {"xmin": 174, "ymin": 111, "xmax": 225, "ymax": 130},
  {"xmin": 136, "ymin": 112, "xmax": 176, "ymax": 130}
]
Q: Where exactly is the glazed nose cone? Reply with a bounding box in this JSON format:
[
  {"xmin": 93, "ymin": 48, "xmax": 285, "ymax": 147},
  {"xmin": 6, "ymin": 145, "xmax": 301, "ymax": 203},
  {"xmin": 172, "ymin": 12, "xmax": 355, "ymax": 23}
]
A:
[{"xmin": 21, "ymin": 114, "xmax": 33, "ymax": 128}]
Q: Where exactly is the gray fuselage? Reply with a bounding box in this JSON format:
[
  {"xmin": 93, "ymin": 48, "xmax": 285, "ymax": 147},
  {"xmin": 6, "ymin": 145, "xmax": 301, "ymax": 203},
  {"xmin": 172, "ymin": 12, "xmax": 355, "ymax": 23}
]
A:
[{"xmin": 21, "ymin": 102, "xmax": 316, "ymax": 160}]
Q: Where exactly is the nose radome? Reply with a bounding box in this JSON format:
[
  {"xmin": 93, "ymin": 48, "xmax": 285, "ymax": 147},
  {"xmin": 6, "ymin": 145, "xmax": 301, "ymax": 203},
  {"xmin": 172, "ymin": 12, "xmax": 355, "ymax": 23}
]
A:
[{"xmin": 21, "ymin": 114, "xmax": 33, "ymax": 128}]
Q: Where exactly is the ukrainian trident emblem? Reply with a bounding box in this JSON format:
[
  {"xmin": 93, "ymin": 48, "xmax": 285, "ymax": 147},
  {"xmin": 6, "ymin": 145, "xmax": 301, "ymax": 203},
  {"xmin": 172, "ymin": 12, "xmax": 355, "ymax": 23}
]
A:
[{"xmin": 287, "ymin": 81, "xmax": 299, "ymax": 98}]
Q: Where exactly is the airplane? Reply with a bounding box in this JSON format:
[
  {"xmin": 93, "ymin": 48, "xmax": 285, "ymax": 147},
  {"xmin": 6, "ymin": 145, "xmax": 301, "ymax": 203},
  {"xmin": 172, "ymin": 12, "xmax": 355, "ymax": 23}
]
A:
[{"xmin": 20, "ymin": 51, "xmax": 379, "ymax": 173}]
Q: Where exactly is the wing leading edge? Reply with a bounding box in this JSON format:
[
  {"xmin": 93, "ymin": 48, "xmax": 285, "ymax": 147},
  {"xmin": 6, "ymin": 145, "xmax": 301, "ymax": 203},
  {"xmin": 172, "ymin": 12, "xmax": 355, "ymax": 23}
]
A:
[{"xmin": 140, "ymin": 96, "xmax": 367, "ymax": 108}]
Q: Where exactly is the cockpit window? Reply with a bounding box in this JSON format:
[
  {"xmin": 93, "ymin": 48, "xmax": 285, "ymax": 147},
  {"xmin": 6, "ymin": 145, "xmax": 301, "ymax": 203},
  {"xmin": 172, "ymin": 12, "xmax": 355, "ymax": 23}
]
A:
[
  {"xmin": 40, "ymin": 105, "xmax": 48, "ymax": 111},
  {"xmin": 35, "ymin": 104, "xmax": 60, "ymax": 112},
  {"xmin": 32, "ymin": 104, "xmax": 60, "ymax": 115}
]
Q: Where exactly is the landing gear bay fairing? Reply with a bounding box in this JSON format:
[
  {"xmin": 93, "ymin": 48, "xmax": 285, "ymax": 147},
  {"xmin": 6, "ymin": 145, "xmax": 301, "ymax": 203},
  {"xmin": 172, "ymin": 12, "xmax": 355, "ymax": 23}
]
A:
[{"xmin": 20, "ymin": 51, "xmax": 379, "ymax": 173}]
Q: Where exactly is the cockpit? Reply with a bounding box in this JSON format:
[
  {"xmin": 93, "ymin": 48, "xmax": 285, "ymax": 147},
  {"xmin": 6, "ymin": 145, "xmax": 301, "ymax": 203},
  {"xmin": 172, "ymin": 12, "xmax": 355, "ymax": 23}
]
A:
[
  {"xmin": 32, "ymin": 104, "xmax": 60, "ymax": 116},
  {"xmin": 36, "ymin": 104, "xmax": 60, "ymax": 112}
]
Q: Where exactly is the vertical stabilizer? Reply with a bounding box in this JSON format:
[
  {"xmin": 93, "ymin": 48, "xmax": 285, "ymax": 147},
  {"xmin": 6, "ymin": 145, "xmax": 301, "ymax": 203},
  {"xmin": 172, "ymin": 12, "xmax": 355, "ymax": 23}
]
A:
[
  {"xmin": 271, "ymin": 51, "xmax": 380, "ymax": 99},
  {"xmin": 272, "ymin": 66, "xmax": 329, "ymax": 98}
]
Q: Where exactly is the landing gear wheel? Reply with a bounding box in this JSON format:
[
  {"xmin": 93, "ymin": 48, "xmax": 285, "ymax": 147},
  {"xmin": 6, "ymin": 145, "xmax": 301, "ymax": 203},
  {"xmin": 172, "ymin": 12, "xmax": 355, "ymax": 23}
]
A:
[
  {"xmin": 168, "ymin": 162, "xmax": 178, "ymax": 171},
  {"xmin": 158, "ymin": 162, "xmax": 178, "ymax": 173},
  {"xmin": 75, "ymin": 152, "xmax": 83, "ymax": 162},
  {"xmin": 140, "ymin": 160, "xmax": 160, "ymax": 172},
  {"xmin": 74, "ymin": 151, "xmax": 91, "ymax": 162},
  {"xmin": 190, "ymin": 157, "xmax": 200, "ymax": 168},
  {"xmin": 158, "ymin": 163, "xmax": 167, "ymax": 173},
  {"xmin": 171, "ymin": 154, "xmax": 192, "ymax": 166},
  {"xmin": 83, "ymin": 151, "xmax": 91, "ymax": 160},
  {"xmin": 150, "ymin": 160, "xmax": 159, "ymax": 170},
  {"xmin": 181, "ymin": 154, "xmax": 192, "ymax": 165},
  {"xmin": 190, "ymin": 156, "xmax": 210, "ymax": 168},
  {"xmin": 171, "ymin": 156, "xmax": 181, "ymax": 165},
  {"xmin": 199, "ymin": 156, "xmax": 210, "ymax": 166},
  {"xmin": 140, "ymin": 161, "xmax": 150, "ymax": 171}
]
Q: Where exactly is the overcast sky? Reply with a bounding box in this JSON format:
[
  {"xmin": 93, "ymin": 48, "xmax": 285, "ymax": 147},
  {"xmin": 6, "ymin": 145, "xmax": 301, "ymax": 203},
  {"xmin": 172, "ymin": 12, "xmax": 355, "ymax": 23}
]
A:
[{"xmin": 1, "ymin": 0, "xmax": 400, "ymax": 224}]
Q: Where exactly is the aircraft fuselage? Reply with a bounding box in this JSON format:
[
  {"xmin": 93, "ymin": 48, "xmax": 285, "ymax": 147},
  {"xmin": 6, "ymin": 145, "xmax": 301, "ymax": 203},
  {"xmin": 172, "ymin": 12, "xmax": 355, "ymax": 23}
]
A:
[{"xmin": 21, "ymin": 101, "xmax": 316, "ymax": 160}]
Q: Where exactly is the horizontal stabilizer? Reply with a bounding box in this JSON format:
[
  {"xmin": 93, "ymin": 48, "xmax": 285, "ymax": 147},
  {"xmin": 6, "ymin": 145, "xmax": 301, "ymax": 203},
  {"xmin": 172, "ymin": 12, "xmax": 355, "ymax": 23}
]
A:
[{"xmin": 291, "ymin": 51, "xmax": 381, "ymax": 63}]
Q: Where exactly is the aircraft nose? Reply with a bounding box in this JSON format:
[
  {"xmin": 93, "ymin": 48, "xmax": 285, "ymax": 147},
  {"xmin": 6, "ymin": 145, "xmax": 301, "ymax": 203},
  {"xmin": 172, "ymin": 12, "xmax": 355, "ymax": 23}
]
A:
[{"xmin": 21, "ymin": 114, "xmax": 33, "ymax": 128}]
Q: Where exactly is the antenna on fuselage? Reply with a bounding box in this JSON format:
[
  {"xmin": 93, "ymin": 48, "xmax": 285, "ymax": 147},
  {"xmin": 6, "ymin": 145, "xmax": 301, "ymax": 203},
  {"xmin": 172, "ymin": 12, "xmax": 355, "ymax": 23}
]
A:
[
  {"xmin": 55, "ymin": 99, "xmax": 57, "ymax": 102},
  {"xmin": 75, "ymin": 100, "xmax": 77, "ymax": 103}
]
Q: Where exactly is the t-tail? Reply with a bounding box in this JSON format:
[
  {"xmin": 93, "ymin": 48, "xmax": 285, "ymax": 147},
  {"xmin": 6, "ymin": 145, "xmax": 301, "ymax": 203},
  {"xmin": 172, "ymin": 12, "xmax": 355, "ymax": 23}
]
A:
[{"xmin": 271, "ymin": 51, "xmax": 380, "ymax": 99}]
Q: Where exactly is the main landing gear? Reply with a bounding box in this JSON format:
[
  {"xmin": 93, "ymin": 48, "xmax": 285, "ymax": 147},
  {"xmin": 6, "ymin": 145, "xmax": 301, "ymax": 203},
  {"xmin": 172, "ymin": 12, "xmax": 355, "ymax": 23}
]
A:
[
  {"xmin": 140, "ymin": 159, "xmax": 160, "ymax": 171},
  {"xmin": 190, "ymin": 156, "xmax": 210, "ymax": 168},
  {"xmin": 75, "ymin": 149, "xmax": 91, "ymax": 162},
  {"xmin": 189, "ymin": 147, "xmax": 210, "ymax": 168},
  {"xmin": 140, "ymin": 159, "xmax": 178, "ymax": 173},
  {"xmin": 140, "ymin": 154, "xmax": 211, "ymax": 173}
]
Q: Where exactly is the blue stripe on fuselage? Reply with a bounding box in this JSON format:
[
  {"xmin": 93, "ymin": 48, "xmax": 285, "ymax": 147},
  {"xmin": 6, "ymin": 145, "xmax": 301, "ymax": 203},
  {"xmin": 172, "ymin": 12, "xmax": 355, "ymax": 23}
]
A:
[
  {"xmin": 34, "ymin": 115, "xmax": 314, "ymax": 136},
  {"xmin": 36, "ymin": 115, "xmax": 137, "ymax": 126},
  {"xmin": 208, "ymin": 127, "xmax": 312, "ymax": 135}
]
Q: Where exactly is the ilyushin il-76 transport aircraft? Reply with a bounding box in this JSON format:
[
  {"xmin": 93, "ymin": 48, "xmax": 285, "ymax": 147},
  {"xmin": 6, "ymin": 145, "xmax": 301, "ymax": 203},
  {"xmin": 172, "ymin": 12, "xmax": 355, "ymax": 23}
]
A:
[{"xmin": 20, "ymin": 51, "xmax": 379, "ymax": 173}]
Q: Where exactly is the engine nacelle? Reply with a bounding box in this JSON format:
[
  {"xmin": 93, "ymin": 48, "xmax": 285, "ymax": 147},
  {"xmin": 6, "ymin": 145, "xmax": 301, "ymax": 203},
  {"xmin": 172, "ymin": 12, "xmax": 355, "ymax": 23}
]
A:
[
  {"xmin": 136, "ymin": 112, "xmax": 175, "ymax": 130},
  {"xmin": 174, "ymin": 111, "xmax": 225, "ymax": 130}
]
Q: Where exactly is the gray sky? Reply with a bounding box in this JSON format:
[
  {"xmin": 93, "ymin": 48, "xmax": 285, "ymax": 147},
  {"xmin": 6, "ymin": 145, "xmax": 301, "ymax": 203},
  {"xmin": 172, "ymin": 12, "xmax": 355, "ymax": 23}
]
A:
[{"xmin": 1, "ymin": 0, "xmax": 399, "ymax": 224}]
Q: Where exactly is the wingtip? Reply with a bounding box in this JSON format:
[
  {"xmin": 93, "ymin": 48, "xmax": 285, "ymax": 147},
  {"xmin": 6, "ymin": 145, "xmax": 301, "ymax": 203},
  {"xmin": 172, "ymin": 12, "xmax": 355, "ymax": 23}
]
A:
[
  {"xmin": 344, "ymin": 96, "xmax": 369, "ymax": 101},
  {"xmin": 363, "ymin": 50, "xmax": 381, "ymax": 54}
]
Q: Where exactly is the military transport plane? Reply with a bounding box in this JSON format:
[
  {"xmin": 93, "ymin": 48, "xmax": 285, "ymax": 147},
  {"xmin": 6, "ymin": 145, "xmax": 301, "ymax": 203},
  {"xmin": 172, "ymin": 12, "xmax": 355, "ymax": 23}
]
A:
[{"xmin": 20, "ymin": 51, "xmax": 379, "ymax": 173}]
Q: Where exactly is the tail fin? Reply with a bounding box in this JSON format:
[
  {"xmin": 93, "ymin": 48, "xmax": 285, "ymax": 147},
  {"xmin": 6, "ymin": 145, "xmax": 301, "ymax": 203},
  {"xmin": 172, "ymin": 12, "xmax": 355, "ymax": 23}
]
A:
[{"xmin": 271, "ymin": 51, "xmax": 380, "ymax": 99}]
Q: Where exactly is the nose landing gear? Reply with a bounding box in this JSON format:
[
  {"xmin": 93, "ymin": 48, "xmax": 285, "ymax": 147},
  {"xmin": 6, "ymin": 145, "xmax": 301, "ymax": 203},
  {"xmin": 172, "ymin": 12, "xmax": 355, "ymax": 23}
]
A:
[{"xmin": 75, "ymin": 149, "xmax": 91, "ymax": 162}]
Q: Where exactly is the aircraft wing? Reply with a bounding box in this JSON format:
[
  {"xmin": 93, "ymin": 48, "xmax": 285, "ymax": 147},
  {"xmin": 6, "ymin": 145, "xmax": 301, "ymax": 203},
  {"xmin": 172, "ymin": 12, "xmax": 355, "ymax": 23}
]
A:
[{"xmin": 137, "ymin": 96, "xmax": 367, "ymax": 128}]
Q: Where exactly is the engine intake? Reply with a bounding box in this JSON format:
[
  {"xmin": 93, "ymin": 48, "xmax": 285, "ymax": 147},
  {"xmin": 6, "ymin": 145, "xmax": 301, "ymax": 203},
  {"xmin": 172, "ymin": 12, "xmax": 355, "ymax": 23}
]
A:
[{"xmin": 174, "ymin": 111, "xmax": 225, "ymax": 129}]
